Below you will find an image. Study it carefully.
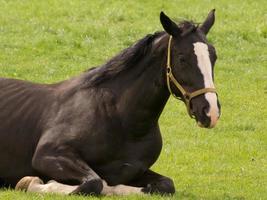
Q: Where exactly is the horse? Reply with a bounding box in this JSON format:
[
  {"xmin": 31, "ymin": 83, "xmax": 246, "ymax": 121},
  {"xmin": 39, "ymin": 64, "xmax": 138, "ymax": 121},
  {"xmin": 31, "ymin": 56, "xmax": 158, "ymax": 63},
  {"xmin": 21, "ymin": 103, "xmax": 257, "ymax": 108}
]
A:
[{"xmin": 0, "ymin": 10, "xmax": 220, "ymax": 196}]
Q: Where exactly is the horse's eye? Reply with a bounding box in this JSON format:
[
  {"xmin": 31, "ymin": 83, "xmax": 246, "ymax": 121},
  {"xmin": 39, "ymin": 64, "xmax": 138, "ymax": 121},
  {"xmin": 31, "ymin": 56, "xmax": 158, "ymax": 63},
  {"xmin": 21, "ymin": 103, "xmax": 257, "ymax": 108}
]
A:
[{"xmin": 178, "ymin": 54, "xmax": 186, "ymax": 63}]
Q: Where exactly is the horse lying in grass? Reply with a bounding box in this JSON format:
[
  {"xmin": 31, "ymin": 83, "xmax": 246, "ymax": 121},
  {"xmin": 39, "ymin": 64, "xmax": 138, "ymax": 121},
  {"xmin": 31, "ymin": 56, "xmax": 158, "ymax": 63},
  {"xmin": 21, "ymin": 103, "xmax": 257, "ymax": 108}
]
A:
[{"xmin": 0, "ymin": 10, "xmax": 220, "ymax": 196}]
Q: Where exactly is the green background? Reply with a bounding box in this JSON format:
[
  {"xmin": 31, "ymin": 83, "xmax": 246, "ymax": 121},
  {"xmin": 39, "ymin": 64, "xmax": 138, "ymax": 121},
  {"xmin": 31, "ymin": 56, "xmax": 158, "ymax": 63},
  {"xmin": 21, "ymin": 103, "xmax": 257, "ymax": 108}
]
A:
[{"xmin": 0, "ymin": 0, "xmax": 266, "ymax": 199}]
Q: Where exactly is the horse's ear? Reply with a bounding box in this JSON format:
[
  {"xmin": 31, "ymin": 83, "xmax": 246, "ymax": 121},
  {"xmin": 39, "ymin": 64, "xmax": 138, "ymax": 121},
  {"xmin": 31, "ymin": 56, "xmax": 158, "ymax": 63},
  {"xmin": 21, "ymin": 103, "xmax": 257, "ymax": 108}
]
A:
[
  {"xmin": 199, "ymin": 9, "xmax": 215, "ymax": 35},
  {"xmin": 160, "ymin": 11, "xmax": 181, "ymax": 37}
]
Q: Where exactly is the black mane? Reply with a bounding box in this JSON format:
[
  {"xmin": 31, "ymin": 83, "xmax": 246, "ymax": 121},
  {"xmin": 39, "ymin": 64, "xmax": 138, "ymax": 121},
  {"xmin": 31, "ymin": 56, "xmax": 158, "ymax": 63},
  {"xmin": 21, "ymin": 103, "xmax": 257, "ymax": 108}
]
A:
[
  {"xmin": 82, "ymin": 20, "xmax": 196, "ymax": 87},
  {"xmin": 82, "ymin": 31, "xmax": 164, "ymax": 87}
]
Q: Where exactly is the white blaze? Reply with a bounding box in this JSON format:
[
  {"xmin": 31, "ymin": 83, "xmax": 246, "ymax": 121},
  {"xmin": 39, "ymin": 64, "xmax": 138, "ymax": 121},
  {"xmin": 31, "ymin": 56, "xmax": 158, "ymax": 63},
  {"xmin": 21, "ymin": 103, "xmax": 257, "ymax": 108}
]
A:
[{"xmin": 193, "ymin": 42, "xmax": 219, "ymax": 128}]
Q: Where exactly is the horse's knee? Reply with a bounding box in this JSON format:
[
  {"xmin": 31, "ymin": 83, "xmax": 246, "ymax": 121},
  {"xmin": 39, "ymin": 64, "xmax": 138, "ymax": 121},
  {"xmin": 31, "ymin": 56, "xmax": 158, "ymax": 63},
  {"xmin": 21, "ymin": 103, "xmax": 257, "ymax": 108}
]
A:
[
  {"xmin": 142, "ymin": 177, "xmax": 175, "ymax": 195},
  {"xmin": 71, "ymin": 178, "xmax": 103, "ymax": 196}
]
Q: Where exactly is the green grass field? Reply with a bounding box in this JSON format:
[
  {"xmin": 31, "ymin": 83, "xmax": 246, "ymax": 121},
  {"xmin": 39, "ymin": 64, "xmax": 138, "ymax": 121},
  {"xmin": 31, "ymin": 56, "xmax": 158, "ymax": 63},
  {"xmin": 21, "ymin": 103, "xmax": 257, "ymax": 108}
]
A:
[{"xmin": 0, "ymin": 0, "xmax": 266, "ymax": 199}]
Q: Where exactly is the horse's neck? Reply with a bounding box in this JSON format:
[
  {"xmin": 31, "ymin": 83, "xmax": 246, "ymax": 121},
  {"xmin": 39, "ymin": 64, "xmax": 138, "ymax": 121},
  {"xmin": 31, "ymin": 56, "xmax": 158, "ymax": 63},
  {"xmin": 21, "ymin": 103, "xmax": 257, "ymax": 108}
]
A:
[{"xmin": 113, "ymin": 45, "xmax": 170, "ymax": 130}]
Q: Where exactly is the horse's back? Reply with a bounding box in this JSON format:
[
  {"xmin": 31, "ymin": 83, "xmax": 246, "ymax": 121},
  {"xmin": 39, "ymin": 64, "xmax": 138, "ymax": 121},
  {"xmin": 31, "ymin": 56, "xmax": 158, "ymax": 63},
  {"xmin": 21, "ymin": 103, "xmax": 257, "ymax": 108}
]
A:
[
  {"xmin": 0, "ymin": 77, "xmax": 56, "ymax": 183},
  {"xmin": 0, "ymin": 77, "xmax": 55, "ymax": 144},
  {"xmin": 0, "ymin": 78, "xmax": 55, "ymax": 133}
]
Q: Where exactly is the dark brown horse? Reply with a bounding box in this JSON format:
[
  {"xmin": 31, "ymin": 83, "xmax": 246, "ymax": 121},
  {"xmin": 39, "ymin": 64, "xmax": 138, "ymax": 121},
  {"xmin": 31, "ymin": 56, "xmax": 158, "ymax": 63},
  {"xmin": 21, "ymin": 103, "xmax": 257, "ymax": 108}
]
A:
[{"xmin": 0, "ymin": 10, "xmax": 220, "ymax": 196}]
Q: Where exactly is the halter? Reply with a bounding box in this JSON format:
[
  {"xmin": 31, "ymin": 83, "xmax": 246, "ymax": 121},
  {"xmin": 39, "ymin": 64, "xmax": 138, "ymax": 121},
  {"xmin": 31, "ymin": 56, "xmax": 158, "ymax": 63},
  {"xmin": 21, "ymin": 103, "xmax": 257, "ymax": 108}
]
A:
[{"xmin": 166, "ymin": 36, "xmax": 217, "ymax": 118}]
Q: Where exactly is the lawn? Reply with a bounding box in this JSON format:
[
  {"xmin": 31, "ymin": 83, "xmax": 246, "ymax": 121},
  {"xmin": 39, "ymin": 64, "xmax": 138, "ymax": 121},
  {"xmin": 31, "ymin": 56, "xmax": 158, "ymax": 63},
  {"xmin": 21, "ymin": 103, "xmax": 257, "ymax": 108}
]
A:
[{"xmin": 0, "ymin": 0, "xmax": 266, "ymax": 199}]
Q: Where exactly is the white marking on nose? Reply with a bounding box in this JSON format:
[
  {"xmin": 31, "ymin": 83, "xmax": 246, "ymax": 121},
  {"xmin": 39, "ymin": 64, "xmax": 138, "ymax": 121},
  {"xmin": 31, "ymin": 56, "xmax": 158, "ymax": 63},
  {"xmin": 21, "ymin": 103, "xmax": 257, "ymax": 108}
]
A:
[{"xmin": 193, "ymin": 42, "xmax": 219, "ymax": 128}]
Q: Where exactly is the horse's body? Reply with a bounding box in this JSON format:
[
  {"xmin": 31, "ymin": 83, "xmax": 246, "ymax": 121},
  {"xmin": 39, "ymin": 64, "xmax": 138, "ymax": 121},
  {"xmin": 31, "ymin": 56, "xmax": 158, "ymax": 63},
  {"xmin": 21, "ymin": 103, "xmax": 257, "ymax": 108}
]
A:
[
  {"xmin": 0, "ymin": 60, "xmax": 165, "ymax": 185},
  {"xmin": 0, "ymin": 33, "xmax": 168, "ymax": 189},
  {"xmin": 0, "ymin": 11, "xmax": 220, "ymax": 196}
]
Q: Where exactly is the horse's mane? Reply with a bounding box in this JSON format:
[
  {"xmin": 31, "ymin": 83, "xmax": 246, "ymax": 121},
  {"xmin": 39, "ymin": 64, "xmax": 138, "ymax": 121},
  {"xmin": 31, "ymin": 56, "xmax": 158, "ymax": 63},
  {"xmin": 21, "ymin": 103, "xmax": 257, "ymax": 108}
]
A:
[
  {"xmin": 82, "ymin": 31, "xmax": 164, "ymax": 87},
  {"xmin": 81, "ymin": 20, "xmax": 196, "ymax": 87}
]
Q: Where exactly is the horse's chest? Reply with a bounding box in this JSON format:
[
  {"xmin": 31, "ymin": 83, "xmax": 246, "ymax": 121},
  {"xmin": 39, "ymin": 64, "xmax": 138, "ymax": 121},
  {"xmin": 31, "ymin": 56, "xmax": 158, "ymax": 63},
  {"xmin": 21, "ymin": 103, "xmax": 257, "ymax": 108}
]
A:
[{"xmin": 87, "ymin": 130, "xmax": 162, "ymax": 185}]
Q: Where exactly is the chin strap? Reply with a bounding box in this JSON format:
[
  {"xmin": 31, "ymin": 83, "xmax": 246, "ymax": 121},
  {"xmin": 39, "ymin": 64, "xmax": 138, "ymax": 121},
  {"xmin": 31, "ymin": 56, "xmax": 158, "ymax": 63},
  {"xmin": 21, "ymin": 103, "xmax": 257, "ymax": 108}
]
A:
[{"xmin": 166, "ymin": 36, "xmax": 217, "ymax": 118}]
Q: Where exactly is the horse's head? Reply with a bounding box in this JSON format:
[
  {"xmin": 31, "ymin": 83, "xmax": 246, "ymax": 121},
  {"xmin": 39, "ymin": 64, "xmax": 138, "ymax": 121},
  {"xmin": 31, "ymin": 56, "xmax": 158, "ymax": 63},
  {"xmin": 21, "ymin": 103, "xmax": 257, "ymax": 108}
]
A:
[{"xmin": 160, "ymin": 10, "xmax": 220, "ymax": 128}]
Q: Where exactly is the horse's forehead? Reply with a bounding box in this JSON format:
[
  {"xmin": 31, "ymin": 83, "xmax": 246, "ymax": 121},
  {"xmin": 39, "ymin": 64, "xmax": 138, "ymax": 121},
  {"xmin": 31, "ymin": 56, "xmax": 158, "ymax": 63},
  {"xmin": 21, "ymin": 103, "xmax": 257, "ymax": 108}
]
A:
[
  {"xmin": 177, "ymin": 37, "xmax": 202, "ymax": 51},
  {"xmin": 184, "ymin": 39, "xmax": 213, "ymax": 58},
  {"xmin": 181, "ymin": 32, "xmax": 208, "ymax": 50}
]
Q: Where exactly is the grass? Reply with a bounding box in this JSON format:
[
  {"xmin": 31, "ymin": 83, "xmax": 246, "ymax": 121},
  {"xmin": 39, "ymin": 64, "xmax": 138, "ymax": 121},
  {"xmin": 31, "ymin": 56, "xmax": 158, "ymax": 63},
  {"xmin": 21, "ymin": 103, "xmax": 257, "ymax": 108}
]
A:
[{"xmin": 0, "ymin": 0, "xmax": 266, "ymax": 199}]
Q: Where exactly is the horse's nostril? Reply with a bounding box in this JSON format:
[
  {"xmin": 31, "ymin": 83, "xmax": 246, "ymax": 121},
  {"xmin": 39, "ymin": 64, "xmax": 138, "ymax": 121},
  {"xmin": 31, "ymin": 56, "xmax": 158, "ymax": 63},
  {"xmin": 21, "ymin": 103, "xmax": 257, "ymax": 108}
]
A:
[{"xmin": 203, "ymin": 106, "xmax": 209, "ymax": 115}]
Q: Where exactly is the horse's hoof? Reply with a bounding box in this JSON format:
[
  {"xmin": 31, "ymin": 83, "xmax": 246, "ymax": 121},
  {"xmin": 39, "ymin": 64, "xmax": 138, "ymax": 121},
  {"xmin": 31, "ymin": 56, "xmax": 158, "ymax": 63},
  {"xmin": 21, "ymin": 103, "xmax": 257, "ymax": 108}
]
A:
[
  {"xmin": 141, "ymin": 178, "xmax": 175, "ymax": 195},
  {"xmin": 15, "ymin": 176, "xmax": 43, "ymax": 191},
  {"xmin": 71, "ymin": 179, "xmax": 103, "ymax": 196}
]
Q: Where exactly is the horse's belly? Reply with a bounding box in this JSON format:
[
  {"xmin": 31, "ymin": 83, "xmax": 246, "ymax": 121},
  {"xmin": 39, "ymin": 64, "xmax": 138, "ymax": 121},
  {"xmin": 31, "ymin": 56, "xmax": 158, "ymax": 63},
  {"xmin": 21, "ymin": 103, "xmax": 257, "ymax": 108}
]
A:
[
  {"xmin": 0, "ymin": 130, "xmax": 37, "ymax": 180},
  {"xmin": 0, "ymin": 145, "xmax": 37, "ymax": 187}
]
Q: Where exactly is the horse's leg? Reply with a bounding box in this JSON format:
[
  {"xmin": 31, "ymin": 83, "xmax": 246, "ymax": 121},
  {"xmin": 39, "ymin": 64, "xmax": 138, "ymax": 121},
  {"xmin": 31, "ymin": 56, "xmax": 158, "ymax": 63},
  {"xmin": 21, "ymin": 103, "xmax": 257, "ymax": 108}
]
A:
[
  {"xmin": 32, "ymin": 144, "xmax": 104, "ymax": 195},
  {"xmin": 129, "ymin": 169, "xmax": 175, "ymax": 195},
  {"xmin": 16, "ymin": 177, "xmax": 144, "ymax": 196},
  {"xmin": 101, "ymin": 181, "xmax": 144, "ymax": 196},
  {"xmin": 32, "ymin": 145, "xmax": 146, "ymax": 196},
  {"xmin": 15, "ymin": 176, "xmax": 78, "ymax": 194}
]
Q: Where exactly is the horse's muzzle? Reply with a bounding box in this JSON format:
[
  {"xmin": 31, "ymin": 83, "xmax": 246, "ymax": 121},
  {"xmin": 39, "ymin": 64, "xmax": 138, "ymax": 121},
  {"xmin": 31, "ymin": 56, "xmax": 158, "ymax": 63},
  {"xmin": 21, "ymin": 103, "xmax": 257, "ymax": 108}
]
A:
[
  {"xmin": 196, "ymin": 113, "xmax": 219, "ymax": 128},
  {"xmin": 193, "ymin": 98, "xmax": 221, "ymax": 128}
]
